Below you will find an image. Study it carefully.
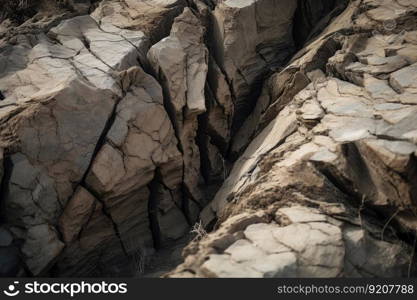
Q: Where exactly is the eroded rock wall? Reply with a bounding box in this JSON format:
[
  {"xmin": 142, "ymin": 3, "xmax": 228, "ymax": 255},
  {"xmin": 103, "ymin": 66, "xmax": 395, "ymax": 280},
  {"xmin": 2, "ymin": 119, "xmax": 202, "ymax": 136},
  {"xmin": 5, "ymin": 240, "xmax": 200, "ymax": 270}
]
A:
[
  {"xmin": 170, "ymin": 0, "xmax": 417, "ymax": 278},
  {"xmin": 0, "ymin": 0, "xmax": 416, "ymax": 278},
  {"xmin": 0, "ymin": 0, "xmax": 190, "ymax": 277}
]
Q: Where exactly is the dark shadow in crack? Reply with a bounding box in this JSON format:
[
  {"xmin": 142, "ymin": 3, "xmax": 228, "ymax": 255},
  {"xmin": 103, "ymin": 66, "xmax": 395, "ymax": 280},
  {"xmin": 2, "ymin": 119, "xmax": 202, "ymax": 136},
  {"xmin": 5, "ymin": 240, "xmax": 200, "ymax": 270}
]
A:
[{"xmin": 141, "ymin": 233, "xmax": 192, "ymax": 278}]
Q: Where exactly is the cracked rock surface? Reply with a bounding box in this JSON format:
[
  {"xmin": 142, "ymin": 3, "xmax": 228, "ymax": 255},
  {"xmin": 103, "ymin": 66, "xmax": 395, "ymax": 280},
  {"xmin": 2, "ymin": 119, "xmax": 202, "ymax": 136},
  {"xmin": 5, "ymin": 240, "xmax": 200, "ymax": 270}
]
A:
[
  {"xmin": 169, "ymin": 0, "xmax": 417, "ymax": 278},
  {"xmin": 1, "ymin": 0, "xmax": 417, "ymax": 278},
  {"xmin": 186, "ymin": 206, "xmax": 410, "ymax": 277}
]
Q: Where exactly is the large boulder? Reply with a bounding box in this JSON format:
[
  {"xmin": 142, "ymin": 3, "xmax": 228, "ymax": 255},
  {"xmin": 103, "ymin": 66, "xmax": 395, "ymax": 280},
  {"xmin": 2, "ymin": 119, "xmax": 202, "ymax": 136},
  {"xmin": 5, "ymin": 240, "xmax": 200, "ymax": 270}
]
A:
[
  {"xmin": 84, "ymin": 66, "xmax": 187, "ymax": 253},
  {"xmin": 0, "ymin": 4, "xmax": 185, "ymax": 276}
]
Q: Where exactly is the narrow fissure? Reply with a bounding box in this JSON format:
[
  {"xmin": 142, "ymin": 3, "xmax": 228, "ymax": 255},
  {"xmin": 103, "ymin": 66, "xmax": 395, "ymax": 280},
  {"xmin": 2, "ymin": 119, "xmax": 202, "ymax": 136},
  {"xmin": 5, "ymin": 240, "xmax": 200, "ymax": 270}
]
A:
[
  {"xmin": 81, "ymin": 183, "xmax": 129, "ymax": 257},
  {"xmin": 79, "ymin": 96, "xmax": 120, "ymax": 185},
  {"xmin": 0, "ymin": 156, "xmax": 13, "ymax": 224},
  {"xmin": 147, "ymin": 169, "xmax": 162, "ymax": 250}
]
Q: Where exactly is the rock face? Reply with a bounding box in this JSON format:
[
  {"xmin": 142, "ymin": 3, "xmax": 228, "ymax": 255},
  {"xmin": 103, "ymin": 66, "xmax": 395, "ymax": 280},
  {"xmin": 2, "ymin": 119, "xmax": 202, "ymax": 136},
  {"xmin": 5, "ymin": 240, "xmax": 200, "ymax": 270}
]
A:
[
  {"xmin": 0, "ymin": 0, "xmax": 188, "ymax": 276},
  {"xmin": 188, "ymin": 206, "xmax": 410, "ymax": 278},
  {"xmin": 210, "ymin": 0, "xmax": 298, "ymax": 128},
  {"xmin": 169, "ymin": 0, "xmax": 417, "ymax": 277},
  {"xmin": 0, "ymin": 0, "xmax": 417, "ymax": 278},
  {"xmin": 91, "ymin": 0, "xmax": 187, "ymax": 43}
]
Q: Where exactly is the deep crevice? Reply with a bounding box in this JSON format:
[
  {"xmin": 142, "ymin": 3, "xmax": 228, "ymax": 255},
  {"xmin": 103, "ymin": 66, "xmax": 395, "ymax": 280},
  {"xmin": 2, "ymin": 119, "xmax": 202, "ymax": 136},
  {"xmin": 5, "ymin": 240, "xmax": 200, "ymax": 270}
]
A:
[
  {"xmin": 293, "ymin": 0, "xmax": 349, "ymax": 49},
  {"xmin": 79, "ymin": 95, "xmax": 120, "ymax": 185},
  {"xmin": 81, "ymin": 183, "xmax": 129, "ymax": 257},
  {"xmin": 147, "ymin": 169, "xmax": 162, "ymax": 250},
  {"xmin": 0, "ymin": 155, "xmax": 13, "ymax": 225}
]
